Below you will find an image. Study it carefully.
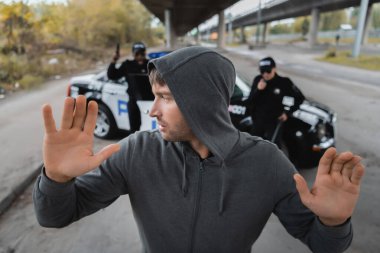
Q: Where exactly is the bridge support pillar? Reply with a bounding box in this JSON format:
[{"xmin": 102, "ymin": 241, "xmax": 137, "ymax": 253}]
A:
[
  {"xmin": 165, "ymin": 9, "xmax": 177, "ymax": 49},
  {"xmin": 195, "ymin": 27, "xmax": 200, "ymax": 44},
  {"xmin": 217, "ymin": 11, "xmax": 225, "ymax": 49},
  {"xmin": 240, "ymin": 26, "xmax": 246, "ymax": 44},
  {"xmin": 262, "ymin": 22, "xmax": 268, "ymax": 45},
  {"xmin": 309, "ymin": 8, "xmax": 320, "ymax": 48},
  {"xmin": 362, "ymin": 3, "xmax": 373, "ymax": 45}
]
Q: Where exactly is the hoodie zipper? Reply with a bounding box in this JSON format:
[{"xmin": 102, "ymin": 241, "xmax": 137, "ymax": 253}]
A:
[{"xmin": 188, "ymin": 161, "xmax": 204, "ymax": 253}]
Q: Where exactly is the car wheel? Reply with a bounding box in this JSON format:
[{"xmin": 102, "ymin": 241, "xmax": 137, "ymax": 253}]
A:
[{"xmin": 94, "ymin": 104, "xmax": 117, "ymax": 139}]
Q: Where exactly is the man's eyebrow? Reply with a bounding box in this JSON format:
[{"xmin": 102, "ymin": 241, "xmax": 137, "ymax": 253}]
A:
[{"xmin": 155, "ymin": 91, "xmax": 173, "ymax": 97}]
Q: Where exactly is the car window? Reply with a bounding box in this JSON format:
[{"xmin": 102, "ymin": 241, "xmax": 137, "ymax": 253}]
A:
[
  {"xmin": 96, "ymin": 72, "xmax": 126, "ymax": 85},
  {"xmin": 232, "ymin": 84, "xmax": 244, "ymax": 100},
  {"xmin": 113, "ymin": 77, "xmax": 126, "ymax": 85}
]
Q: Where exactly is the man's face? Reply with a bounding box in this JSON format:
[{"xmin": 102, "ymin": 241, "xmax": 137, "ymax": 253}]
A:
[
  {"xmin": 134, "ymin": 51, "xmax": 146, "ymax": 63},
  {"xmin": 260, "ymin": 67, "xmax": 276, "ymax": 81},
  {"xmin": 149, "ymin": 82, "xmax": 196, "ymax": 142}
]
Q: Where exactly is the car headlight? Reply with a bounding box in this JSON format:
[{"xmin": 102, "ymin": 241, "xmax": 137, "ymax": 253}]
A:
[{"xmin": 316, "ymin": 123, "xmax": 327, "ymax": 140}]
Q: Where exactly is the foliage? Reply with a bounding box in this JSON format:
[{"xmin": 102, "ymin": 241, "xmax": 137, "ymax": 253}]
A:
[
  {"xmin": 0, "ymin": 0, "xmax": 159, "ymax": 90},
  {"xmin": 318, "ymin": 50, "xmax": 380, "ymax": 71},
  {"xmin": 293, "ymin": 17, "xmax": 310, "ymax": 37},
  {"xmin": 18, "ymin": 74, "xmax": 44, "ymax": 89},
  {"xmin": 270, "ymin": 23, "xmax": 292, "ymax": 34},
  {"xmin": 320, "ymin": 10, "xmax": 347, "ymax": 31},
  {"xmin": 372, "ymin": 4, "xmax": 380, "ymax": 29}
]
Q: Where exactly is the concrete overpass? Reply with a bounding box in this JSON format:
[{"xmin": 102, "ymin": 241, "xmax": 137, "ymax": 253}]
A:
[
  {"xmin": 201, "ymin": 0, "xmax": 380, "ymax": 50},
  {"xmin": 231, "ymin": 0, "xmax": 380, "ymax": 28},
  {"xmin": 139, "ymin": 0, "xmax": 241, "ymax": 48}
]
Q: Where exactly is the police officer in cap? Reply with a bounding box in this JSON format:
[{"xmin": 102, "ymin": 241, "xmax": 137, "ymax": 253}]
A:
[
  {"xmin": 107, "ymin": 42, "xmax": 150, "ymax": 133},
  {"xmin": 248, "ymin": 57, "xmax": 305, "ymax": 144}
]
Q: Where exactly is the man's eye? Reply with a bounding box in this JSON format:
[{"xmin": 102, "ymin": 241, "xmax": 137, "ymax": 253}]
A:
[{"xmin": 160, "ymin": 95, "xmax": 170, "ymax": 101}]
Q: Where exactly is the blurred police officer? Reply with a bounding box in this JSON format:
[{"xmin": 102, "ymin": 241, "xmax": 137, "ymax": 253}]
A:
[
  {"xmin": 248, "ymin": 57, "xmax": 305, "ymax": 144},
  {"xmin": 107, "ymin": 42, "xmax": 150, "ymax": 133}
]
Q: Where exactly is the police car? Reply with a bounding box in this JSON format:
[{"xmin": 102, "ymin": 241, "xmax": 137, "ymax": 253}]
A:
[{"xmin": 67, "ymin": 54, "xmax": 336, "ymax": 168}]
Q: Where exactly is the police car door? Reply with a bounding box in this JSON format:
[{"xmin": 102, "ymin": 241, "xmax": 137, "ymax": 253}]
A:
[{"xmin": 101, "ymin": 76, "xmax": 131, "ymax": 131}]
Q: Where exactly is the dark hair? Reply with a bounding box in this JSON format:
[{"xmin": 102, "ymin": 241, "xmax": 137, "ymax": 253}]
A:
[{"xmin": 148, "ymin": 66, "xmax": 166, "ymax": 86}]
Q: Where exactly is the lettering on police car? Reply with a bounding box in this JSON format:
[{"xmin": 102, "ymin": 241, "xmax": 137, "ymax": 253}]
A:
[
  {"xmin": 228, "ymin": 105, "xmax": 246, "ymax": 115},
  {"xmin": 152, "ymin": 120, "xmax": 157, "ymax": 129},
  {"xmin": 118, "ymin": 100, "xmax": 128, "ymax": 115}
]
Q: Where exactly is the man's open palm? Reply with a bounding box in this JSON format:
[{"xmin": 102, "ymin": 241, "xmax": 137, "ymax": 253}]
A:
[
  {"xmin": 42, "ymin": 95, "xmax": 120, "ymax": 183},
  {"xmin": 294, "ymin": 147, "xmax": 365, "ymax": 226}
]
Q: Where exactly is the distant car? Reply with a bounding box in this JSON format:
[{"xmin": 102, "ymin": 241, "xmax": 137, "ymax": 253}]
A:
[{"xmin": 67, "ymin": 52, "xmax": 336, "ymax": 168}]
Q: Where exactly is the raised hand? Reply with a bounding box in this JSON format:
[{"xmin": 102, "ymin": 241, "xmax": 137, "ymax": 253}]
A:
[
  {"xmin": 293, "ymin": 147, "xmax": 365, "ymax": 226},
  {"xmin": 257, "ymin": 79, "xmax": 267, "ymax": 90},
  {"xmin": 42, "ymin": 95, "xmax": 120, "ymax": 183}
]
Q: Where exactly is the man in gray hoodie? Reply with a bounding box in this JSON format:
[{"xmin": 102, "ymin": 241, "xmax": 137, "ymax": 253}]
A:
[{"xmin": 34, "ymin": 46, "xmax": 365, "ymax": 253}]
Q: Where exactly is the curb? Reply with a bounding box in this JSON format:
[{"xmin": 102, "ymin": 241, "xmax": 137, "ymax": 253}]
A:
[{"xmin": 0, "ymin": 163, "xmax": 42, "ymax": 216}]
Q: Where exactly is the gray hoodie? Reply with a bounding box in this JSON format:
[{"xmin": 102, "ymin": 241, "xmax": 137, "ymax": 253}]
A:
[{"xmin": 34, "ymin": 47, "xmax": 352, "ymax": 253}]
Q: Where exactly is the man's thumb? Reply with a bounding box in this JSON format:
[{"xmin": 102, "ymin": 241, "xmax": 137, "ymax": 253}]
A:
[
  {"xmin": 91, "ymin": 144, "xmax": 121, "ymax": 168},
  {"xmin": 293, "ymin": 173, "xmax": 312, "ymax": 206}
]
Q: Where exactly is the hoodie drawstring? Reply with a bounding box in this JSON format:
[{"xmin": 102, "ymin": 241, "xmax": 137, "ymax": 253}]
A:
[
  {"xmin": 218, "ymin": 161, "xmax": 227, "ymax": 215},
  {"xmin": 181, "ymin": 144, "xmax": 188, "ymax": 197}
]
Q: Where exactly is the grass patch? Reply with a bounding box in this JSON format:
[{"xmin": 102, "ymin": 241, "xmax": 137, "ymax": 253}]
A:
[
  {"xmin": 18, "ymin": 74, "xmax": 44, "ymax": 90},
  {"xmin": 0, "ymin": 47, "xmax": 113, "ymax": 92},
  {"xmin": 317, "ymin": 49, "xmax": 380, "ymax": 71}
]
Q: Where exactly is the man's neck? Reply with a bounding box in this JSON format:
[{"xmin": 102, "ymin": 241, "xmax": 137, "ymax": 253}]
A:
[{"xmin": 189, "ymin": 139, "xmax": 210, "ymax": 159}]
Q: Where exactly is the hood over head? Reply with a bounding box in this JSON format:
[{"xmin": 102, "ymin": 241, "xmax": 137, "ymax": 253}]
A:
[{"xmin": 148, "ymin": 46, "xmax": 239, "ymax": 161}]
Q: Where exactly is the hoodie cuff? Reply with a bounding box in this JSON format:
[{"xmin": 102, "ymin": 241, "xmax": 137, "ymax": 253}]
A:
[
  {"xmin": 38, "ymin": 166, "xmax": 75, "ymax": 197},
  {"xmin": 315, "ymin": 217, "xmax": 352, "ymax": 239}
]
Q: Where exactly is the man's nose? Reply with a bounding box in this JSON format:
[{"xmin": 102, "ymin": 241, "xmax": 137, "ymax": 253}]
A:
[{"xmin": 149, "ymin": 100, "xmax": 159, "ymax": 118}]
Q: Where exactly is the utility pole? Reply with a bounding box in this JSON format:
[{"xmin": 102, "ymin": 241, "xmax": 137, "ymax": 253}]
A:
[
  {"xmin": 255, "ymin": 0, "xmax": 262, "ymax": 45},
  {"xmin": 228, "ymin": 13, "xmax": 233, "ymax": 45},
  {"xmin": 165, "ymin": 9, "xmax": 171, "ymax": 49}
]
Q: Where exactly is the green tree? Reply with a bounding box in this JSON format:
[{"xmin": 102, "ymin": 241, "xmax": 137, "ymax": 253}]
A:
[
  {"xmin": 349, "ymin": 7, "xmax": 359, "ymax": 28},
  {"xmin": 0, "ymin": 2, "xmax": 35, "ymax": 53},
  {"xmin": 320, "ymin": 10, "xmax": 347, "ymax": 31},
  {"xmin": 270, "ymin": 23, "xmax": 292, "ymax": 34},
  {"xmin": 294, "ymin": 16, "xmax": 310, "ymax": 37},
  {"xmin": 372, "ymin": 4, "xmax": 380, "ymax": 29}
]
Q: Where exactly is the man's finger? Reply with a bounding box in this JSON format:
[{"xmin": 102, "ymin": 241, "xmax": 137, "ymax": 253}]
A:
[
  {"xmin": 61, "ymin": 97, "xmax": 75, "ymax": 129},
  {"xmin": 316, "ymin": 147, "xmax": 336, "ymax": 176},
  {"xmin": 72, "ymin": 95, "xmax": 87, "ymax": 129},
  {"xmin": 293, "ymin": 173, "xmax": 313, "ymax": 208},
  {"xmin": 350, "ymin": 162, "xmax": 365, "ymax": 186},
  {"xmin": 88, "ymin": 144, "xmax": 121, "ymax": 169},
  {"xmin": 342, "ymin": 156, "xmax": 362, "ymax": 182},
  {"xmin": 42, "ymin": 104, "xmax": 57, "ymax": 134},
  {"xmin": 330, "ymin": 152, "xmax": 353, "ymax": 175},
  {"xmin": 84, "ymin": 101, "xmax": 98, "ymax": 135}
]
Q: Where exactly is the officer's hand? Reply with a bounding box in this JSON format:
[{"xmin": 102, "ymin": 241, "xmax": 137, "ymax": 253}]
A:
[
  {"xmin": 257, "ymin": 79, "xmax": 267, "ymax": 90},
  {"xmin": 112, "ymin": 53, "xmax": 120, "ymax": 63},
  {"xmin": 278, "ymin": 113, "xmax": 288, "ymax": 122},
  {"xmin": 294, "ymin": 148, "xmax": 365, "ymax": 226},
  {"xmin": 42, "ymin": 95, "xmax": 120, "ymax": 183}
]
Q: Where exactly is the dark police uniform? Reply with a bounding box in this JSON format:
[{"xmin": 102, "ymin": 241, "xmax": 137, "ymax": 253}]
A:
[
  {"xmin": 248, "ymin": 73, "xmax": 305, "ymax": 142},
  {"xmin": 107, "ymin": 59, "xmax": 151, "ymax": 133}
]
